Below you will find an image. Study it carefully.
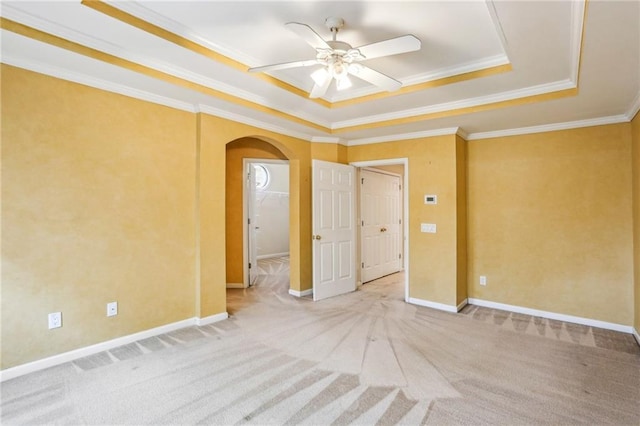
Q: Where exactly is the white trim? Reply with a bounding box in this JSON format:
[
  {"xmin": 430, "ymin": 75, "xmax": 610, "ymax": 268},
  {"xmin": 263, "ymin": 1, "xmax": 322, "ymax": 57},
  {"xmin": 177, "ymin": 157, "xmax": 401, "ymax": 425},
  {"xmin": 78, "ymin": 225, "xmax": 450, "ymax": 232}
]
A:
[
  {"xmin": 402, "ymin": 55, "xmax": 510, "ymax": 87},
  {"xmin": 195, "ymin": 312, "xmax": 229, "ymax": 326},
  {"xmin": 289, "ymin": 288, "xmax": 313, "ymax": 297},
  {"xmin": 569, "ymin": 0, "xmax": 586, "ymax": 84},
  {"xmin": 348, "ymin": 127, "xmax": 460, "ymax": 146},
  {"xmin": 485, "ymin": 1, "xmax": 510, "ymax": 55},
  {"xmin": 2, "ymin": 55, "xmax": 198, "ymax": 113},
  {"xmin": 226, "ymin": 282, "xmax": 246, "ymax": 289},
  {"xmin": 256, "ymin": 252, "xmax": 290, "ymax": 260},
  {"xmin": 311, "ymin": 136, "xmax": 345, "ymax": 144},
  {"xmin": 197, "ymin": 105, "xmax": 314, "ymax": 142},
  {"xmin": 467, "ymin": 298, "xmax": 634, "ymax": 334},
  {"xmin": 0, "ymin": 315, "xmax": 227, "ymax": 382},
  {"xmin": 633, "ymin": 328, "xmax": 640, "ymax": 346},
  {"xmin": 408, "ymin": 297, "xmax": 460, "ymax": 313},
  {"xmin": 457, "ymin": 298, "xmax": 468, "ymax": 311},
  {"xmin": 626, "ymin": 91, "xmax": 640, "ymax": 121},
  {"xmin": 466, "ymin": 115, "xmax": 629, "ymax": 141},
  {"xmin": 333, "ymin": 79, "xmax": 575, "ymax": 130}
]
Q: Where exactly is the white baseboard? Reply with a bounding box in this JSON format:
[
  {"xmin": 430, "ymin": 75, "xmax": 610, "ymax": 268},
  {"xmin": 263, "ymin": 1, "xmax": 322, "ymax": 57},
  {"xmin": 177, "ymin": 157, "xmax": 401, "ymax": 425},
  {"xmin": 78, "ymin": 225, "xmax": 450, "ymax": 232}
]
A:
[
  {"xmin": 196, "ymin": 312, "xmax": 229, "ymax": 326},
  {"xmin": 226, "ymin": 282, "xmax": 245, "ymax": 289},
  {"xmin": 408, "ymin": 297, "xmax": 462, "ymax": 313},
  {"xmin": 633, "ymin": 328, "xmax": 640, "ymax": 346},
  {"xmin": 457, "ymin": 298, "xmax": 468, "ymax": 311},
  {"xmin": 468, "ymin": 298, "xmax": 634, "ymax": 334},
  {"xmin": 257, "ymin": 252, "xmax": 290, "ymax": 260},
  {"xmin": 289, "ymin": 288, "xmax": 313, "ymax": 297},
  {"xmin": 0, "ymin": 313, "xmax": 229, "ymax": 383}
]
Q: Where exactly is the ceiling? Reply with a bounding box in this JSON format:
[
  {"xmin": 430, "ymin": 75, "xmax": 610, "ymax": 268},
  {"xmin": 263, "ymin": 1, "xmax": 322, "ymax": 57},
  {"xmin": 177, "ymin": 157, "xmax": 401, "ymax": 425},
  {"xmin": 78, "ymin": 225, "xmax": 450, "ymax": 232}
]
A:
[{"xmin": 1, "ymin": 1, "xmax": 639, "ymax": 144}]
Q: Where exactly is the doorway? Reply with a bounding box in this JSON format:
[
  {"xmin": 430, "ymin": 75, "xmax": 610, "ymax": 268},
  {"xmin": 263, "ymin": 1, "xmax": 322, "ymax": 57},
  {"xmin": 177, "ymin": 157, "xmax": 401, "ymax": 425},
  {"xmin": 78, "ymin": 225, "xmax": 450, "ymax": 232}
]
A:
[
  {"xmin": 352, "ymin": 159, "xmax": 409, "ymax": 302},
  {"xmin": 360, "ymin": 167, "xmax": 403, "ymax": 283},
  {"xmin": 244, "ymin": 159, "xmax": 290, "ymax": 288}
]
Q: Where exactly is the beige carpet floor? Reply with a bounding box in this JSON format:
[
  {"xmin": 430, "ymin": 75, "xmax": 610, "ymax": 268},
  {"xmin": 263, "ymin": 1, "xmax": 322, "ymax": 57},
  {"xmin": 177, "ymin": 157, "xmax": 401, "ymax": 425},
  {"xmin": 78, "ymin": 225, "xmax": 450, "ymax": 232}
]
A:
[{"xmin": 2, "ymin": 256, "xmax": 639, "ymax": 425}]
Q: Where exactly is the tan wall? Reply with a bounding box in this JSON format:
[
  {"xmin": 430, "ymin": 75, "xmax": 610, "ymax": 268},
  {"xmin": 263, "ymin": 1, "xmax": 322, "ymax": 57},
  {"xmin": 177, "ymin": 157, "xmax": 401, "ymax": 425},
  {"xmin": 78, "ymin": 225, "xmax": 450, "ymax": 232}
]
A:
[
  {"xmin": 370, "ymin": 164, "xmax": 405, "ymax": 176},
  {"xmin": 631, "ymin": 112, "xmax": 640, "ymax": 333},
  {"xmin": 348, "ymin": 135, "xmax": 465, "ymax": 307},
  {"xmin": 467, "ymin": 124, "xmax": 634, "ymax": 325},
  {"xmin": 1, "ymin": 65, "xmax": 198, "ymax": 368},
  {"xmin": 225, "ymin": 138, "xmax": 287, "ymax": 284},
  {"xmin": 311, "ymin": 142, "xmax": 348, "ymax": 163}
]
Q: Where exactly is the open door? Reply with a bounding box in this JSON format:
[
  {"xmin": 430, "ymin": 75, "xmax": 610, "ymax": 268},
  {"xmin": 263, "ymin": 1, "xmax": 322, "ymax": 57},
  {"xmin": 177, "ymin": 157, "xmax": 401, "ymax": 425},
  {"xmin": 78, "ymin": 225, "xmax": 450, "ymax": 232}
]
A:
[
  {"xmin": 312, "ymin": 160, "xmax": 356, "ymax": 301},
  {"xmin": 247, "ymin": 163, "xmax": 258, "ymax": 286}
]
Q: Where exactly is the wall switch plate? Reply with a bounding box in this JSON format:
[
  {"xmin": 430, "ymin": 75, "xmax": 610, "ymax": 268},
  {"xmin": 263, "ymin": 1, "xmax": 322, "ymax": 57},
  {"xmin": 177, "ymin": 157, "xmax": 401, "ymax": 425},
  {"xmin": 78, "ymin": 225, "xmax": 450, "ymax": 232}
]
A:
[
  {"xmin": 480, "ymin": 276, "xmax": 487, "ymax": 286},
  {"xmin": 48, "ymin": 312, "xmax": 62, "ymax": 329},
  {"xmin": 420, "ymin": 223, "xmax": 436, "ymax": 233},
  {"xmin": 107, "ymin": 301, "xmax": 118, "ymax": 317}
]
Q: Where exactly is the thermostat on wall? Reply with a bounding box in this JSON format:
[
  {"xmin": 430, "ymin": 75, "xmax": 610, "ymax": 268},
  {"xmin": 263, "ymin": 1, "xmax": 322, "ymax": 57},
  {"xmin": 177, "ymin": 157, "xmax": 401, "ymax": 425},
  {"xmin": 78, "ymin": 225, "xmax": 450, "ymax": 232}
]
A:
[{"xmin": 424, "ymin": 195, "xmax": 437, "ymax": 205}]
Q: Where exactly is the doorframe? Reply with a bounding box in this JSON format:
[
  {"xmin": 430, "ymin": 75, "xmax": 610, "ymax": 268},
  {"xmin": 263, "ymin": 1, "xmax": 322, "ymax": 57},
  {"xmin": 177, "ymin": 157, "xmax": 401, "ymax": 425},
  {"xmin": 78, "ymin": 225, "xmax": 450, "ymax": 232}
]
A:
[
  {"xmin": 350, "ymin": 158, "xmax": 410, "ymax": 302},
  {"xmin": 242, "ymin": 158, "xmax": 290, "ymax": 288}
]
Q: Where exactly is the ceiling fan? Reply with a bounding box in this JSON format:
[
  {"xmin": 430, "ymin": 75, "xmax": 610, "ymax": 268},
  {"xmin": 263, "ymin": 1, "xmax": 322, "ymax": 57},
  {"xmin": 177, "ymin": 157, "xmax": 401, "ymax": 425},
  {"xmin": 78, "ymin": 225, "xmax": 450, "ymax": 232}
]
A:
[{"xmin": 248, "ymin": 17, "xmax": 421, "ymax": 98}]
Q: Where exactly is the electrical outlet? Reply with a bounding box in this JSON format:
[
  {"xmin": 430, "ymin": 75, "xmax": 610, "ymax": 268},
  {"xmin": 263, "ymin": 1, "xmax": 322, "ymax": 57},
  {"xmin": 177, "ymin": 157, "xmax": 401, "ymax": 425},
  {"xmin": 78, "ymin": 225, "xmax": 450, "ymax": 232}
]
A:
[
  {"xmin": 480, "ymin": 276, "xmax": 487, "ymax": 286},
  {"xmin": 107, "ymin": 301, "xmax": 118, "ymax": 317},
  {"xmin": 48, "ymin": 312, "xmax": 62, "ymax": 329}
]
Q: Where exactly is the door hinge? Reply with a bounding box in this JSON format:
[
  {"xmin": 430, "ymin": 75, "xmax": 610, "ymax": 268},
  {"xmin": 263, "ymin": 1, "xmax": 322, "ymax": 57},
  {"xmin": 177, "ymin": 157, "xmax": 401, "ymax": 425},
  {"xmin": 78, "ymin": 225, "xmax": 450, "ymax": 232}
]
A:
[
  {"xmin": 248, "ymin": 218, "xmax": 251, "ymax": 225},
  {"xmin": 361, "ymin": 220, "xmax": 364, "ymax": 226},
  {"xmin": 399, "ymin": 184, "xmax": 401, "ymax": 190},
  {"xmin": 361, "ymin": 262, "xmax": 364, "ymax": 268},
  {"xmin": 361, "ymin": 178, "xmax": 364, "ymax": 184},
  {"xmin": 399, "ymin": 254, "xmax": 402, "ymax": 259},
  {"xmin": 248, "ymin": 262, "xmax": 252, "ymax": 269},
  {"xmin": 399, "ymin": 219, "xmax": 401, "ymax": 224}
]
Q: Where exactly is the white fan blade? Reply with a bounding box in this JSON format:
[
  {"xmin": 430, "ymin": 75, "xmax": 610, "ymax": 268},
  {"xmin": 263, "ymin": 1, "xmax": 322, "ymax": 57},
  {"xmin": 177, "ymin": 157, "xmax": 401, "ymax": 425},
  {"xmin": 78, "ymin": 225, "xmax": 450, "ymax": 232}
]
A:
[
  {"xmin": 350, "ymin": 65, "xmax": 402, "ymax": 92},
  {"xmin": 309, "ymin": 77, "xmax": 332, "ymax": 98},
  {"xmin": 248, "ymin": 59, "xmax": 319, "ymax": 73},
  {"xmin": 356, "ymin": 35, "xmax": 421, "ymax": 61},
  {"xmin": 285, "ymin": 22, "xmax": 331, "ymax": 50}
]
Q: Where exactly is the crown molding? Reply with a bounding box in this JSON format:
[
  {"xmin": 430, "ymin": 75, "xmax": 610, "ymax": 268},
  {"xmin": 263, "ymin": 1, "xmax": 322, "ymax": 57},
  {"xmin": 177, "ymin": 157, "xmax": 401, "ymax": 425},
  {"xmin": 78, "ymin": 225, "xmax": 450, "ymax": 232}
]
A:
[
  {"xmin": 626, "ymin": 90, "xmax": 640, "ymax": 121},
  {"xmin": 569, "ymin": 0, "xmax": 587, "ymax": 84},
  {"xmin": 347, "ymin": 127, "xmax": 460, "ymax": 146},
  {"xmin": 2, "ymin": 55, "xmax": 198, "ymax": 112},
  {"xmin": 196, "ymin": 104, "xmax": 314, "ymax": 142},
  {"xmin": 465, "ymin": 114, "xmax": 629, "ymax": 141},
  {"xmin": 332, "ymin": 79, "xmax": 575, "ymax": 130},
  {"xmin": 311, "ymin": 136, "xmax": 345, "ymax": 145},
  {"xmin": 485, "ymin": 0, "xmax": 509, "ymax": 56}
]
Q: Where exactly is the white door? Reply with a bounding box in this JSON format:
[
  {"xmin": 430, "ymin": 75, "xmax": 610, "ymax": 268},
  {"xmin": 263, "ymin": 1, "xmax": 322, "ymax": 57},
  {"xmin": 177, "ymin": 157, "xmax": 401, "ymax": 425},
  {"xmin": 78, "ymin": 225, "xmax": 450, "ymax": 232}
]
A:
[
  {"xmin": 247, "ymin": 164, "xmax": 258, "ymax": 286},
  {"xmin": 361, "ymin": 169, "xmax": 402, "ymax": 283},
  {"xmin": 312, "ymin": 160, "xmax": 357, "ymax": 301}
]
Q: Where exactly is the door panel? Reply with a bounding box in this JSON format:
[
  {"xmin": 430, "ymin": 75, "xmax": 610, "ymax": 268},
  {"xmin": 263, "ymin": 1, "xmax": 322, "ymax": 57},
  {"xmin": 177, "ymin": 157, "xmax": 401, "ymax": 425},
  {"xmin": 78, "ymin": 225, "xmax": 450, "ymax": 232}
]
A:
[{"xmin": 312, "ymin": 160, "xmax": 356, "ymax": 301}]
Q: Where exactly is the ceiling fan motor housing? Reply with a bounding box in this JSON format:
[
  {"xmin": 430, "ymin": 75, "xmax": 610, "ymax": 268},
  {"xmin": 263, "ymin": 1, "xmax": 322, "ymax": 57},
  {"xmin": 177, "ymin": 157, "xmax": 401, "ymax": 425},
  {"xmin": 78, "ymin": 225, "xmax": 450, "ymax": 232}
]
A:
[{"xmin": 324, "ymin": 17, "xmax": 344, "ymax": 31}]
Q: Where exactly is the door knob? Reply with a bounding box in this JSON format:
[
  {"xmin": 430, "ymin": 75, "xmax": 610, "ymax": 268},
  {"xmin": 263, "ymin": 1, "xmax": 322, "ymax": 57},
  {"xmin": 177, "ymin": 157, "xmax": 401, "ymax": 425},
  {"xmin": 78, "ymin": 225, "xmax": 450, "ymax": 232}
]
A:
[
  {"xmin": 313, "ymin": 235, "xmax": 322, "ymax": 240},
  {"xmin": 380, "ymin": 227, "xmax": 387, "ymax": 232}
]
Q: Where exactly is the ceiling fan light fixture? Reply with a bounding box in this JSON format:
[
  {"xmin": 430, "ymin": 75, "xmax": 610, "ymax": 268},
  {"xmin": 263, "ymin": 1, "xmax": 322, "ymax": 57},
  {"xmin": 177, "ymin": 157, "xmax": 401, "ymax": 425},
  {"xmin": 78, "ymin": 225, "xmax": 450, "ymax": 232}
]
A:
[
  {"xmin": 348, "ymin": 63, "xmax": 363, "ymax": 75},
  {"xmin": 336, "ymin": 74, "xmax": 352, "ymax": 91},
  {"xmin": 311, "ymin": 67, "xmax": 330, "ymax": 86},
  {"xmin": 329, "ymin": 59, "xmax": 349, "ymax": 80}
]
